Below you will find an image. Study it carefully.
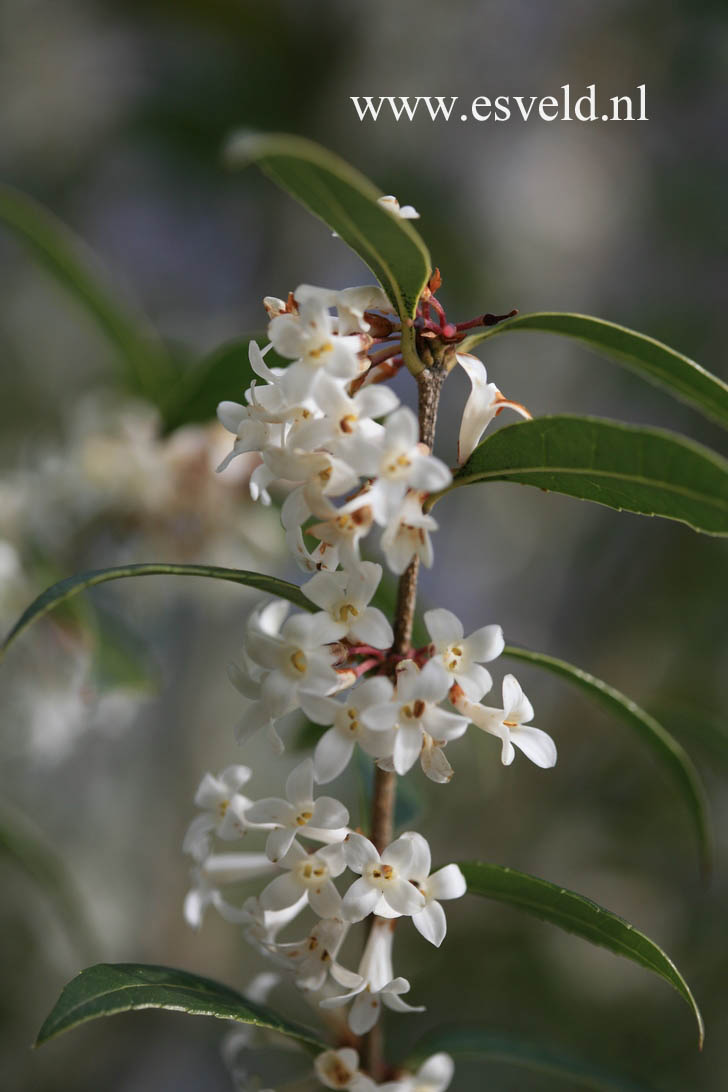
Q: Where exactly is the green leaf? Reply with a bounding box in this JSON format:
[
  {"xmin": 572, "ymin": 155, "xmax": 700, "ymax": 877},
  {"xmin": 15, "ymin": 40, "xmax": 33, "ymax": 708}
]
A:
[
  {"xmin": 434, "ymin": 415, "xmax": 728, "ymax": 535},
  {"xmin": 224, "ymin": 131, "xmax": 431, "ymax": 374},
  {"xmin": 408, "ymin": 1026, "xmax": 651, "ymax": 1091},
  {"xmin": 0, "ymin": 185, "xmax": 175, "ymax": 403},
  {"xmin": 461, "ymin": 861, "xmax": 704, "ymax": 1047},
  {"xmin": 0, "ymin": 799, "xmax": 96, "ymax": 960},
  {"xmin": 1, "ymin": 563, "xmax": 310, "ymax": 658},
  {"xmin": 460, "ymin": 312, "xmax": 728, "ymax": 428},
  {"xmin": 503, "ymin": 645, "xmax": 711, "ymax": 876},
  {"xmin": 36, "ymin": 963, "xmax": 326, "ymax": 1049}
]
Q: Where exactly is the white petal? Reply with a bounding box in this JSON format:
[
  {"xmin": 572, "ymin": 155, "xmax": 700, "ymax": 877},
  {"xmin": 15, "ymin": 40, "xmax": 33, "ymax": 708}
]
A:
[
  {"xmin": 502, "ymin": 673, "xmax": 534, "ymax": 723},
  {"xmin": 245, "ymin": 797, "xmax": 295, "ymax": 826},
  {"xmin": 314, "ymin": 729, "xmax": 355, "ymax": 784},
  {"xmin": 512, "ymin": 725, "xmax": 557, "ymax": 768},
  {"xmin": 465, "ymin": 623, "xmax": 504, "ymax": 663},
  {"xmin": 393, "ymin": 724, "xmax": 423, "ymax": 775},
  {"xmin": 310, "ymin": 796, "xmax": 349, "ymax": 829},
  {"xmin": 266, "ymin": 826, "xmax": 296, "ymax": 863},
  {"xmin": 309, "ymin": 878, "xmax": 343, "ymax": 918},
  {"xmin": 349, "ymin": 990, "xmax": 381, "ymax": 1035},
  {"xmin": 458, "ymin": 663, "xmax": 493, "ymax": 702},
  {"xmin": 342, "ymin": 877, "xmax": 380, "ymax": 922},
  {"xmin": 424, "ymin": 607, "xmax": 463, "ymax": 647},
  {"xmin": 420, "ymin": 740, "xmax": 454, "ymax": 784},
  {"xmin": 259, "ymin": 872, "xmax": 304, "ymax": 911},
  {"xmin": 286, "ymin": 759, "xmax": 315, "ymax": 808},
  {"xmin": 417, "ymin": 1052, "xmax": 455, "ymax": 1090},
  {"xmin": 428, "ymin": 863, "xmax": 467, "ymax": 901},
  {"xmin": 412, "ymin": 900, "xmax": 447, "ymax": 947},
  {"xmin": 382, "ymin": 876, "xmax": 425, "ymax": 916},
  {"xmin": 348, "ymin": 608, "xmax": 393, "ymax": 650},
  {"xmin": 381, "ymin": 834, "xmax": 416, "ymax": 873},
  {"xmin": 344, "ymin": 832, "xmax": 380, "ymax": 873}
]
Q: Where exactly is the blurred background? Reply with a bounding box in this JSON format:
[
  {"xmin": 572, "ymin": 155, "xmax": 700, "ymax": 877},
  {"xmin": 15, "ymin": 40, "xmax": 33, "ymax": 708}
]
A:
[{"xmin": 1, "ymin": 0, "xmax": 726, "ymax": 1088}]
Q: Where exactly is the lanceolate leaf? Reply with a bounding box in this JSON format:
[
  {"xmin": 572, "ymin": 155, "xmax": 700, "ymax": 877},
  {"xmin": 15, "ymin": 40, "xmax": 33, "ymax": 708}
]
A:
[
  {"xmin": 460, "ymin": 312, "xmax": 728, "ymax": 429},
  {"xmin": 36, "ymin": 963, "xmax": 326, "ymax": 1049},
  {"xmin": 503, "ymin": 646, "xmax": 711, "ymax": 875},
  {"xmin": 224, "ymin": 131, "xmax": 431, "ymax": 374},
  {"xmin": 408, "ymin": 1027, "xmax": 651, "ymax": 1091},
  {"xmin": 434, "ymin": 416, "xmax": 728, "ymax": 535},
  {"xmin": 0, "ymin": 185, "xmax": 174, "ymax": 402},
  {"xmin": 1, "ymin": 564, "xmax": 310, "ymax": 658},
  {"xmin": 461, "ymin": 861, "xmax": 704, "ymax": 1047}
]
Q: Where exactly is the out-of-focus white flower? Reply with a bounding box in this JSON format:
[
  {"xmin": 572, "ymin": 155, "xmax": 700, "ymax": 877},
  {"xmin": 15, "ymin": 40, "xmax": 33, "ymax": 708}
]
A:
[
  {"xmin": 183, "ymin": 765, "xmax": 256, "ymax": 861},
  {"xmin": 378, "ymin": 195, "xmax": 420, "ymax": 220},
  {"xmin": 456, "ymin": 353, "xmax": 531, "ymax": 464},
  {"xmin": 380, "ymin": 1053, "xmax": 455, "ymax": 1092},
  {"xmin": 183, "ymin": 852, "xmax": 277, "ymax": 930},
  {"xmin": 424, "ymin": 607, "xmax": 504, "ymax": 701},
  {"xmin": 454, "ymin": 674, "xmax": 557, "ymax": 768},
  {"xmin": 315, "ymin": 1047, "xmax": 377, "ymax": 1091},
  {"xmin": 245, "ymin": 759, "xmax": 349, "ymax": 863}
]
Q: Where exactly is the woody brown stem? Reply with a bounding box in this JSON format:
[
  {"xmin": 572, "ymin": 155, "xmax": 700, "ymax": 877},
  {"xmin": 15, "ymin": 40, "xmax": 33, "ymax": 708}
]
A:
[{"xmin": 362, "ymin": 352, "xmax": 447, "ymax": 1081}]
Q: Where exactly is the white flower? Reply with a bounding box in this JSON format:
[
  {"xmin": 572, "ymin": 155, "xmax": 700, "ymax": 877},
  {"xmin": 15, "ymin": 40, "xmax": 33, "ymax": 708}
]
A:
[
  {"xmin": 424, "ymin": 607, "xmax": 504, "ymax": 701},
  {"xmin": 315, "ymin": 1048, "xmax": 377, "ymax": 1091},
  {"xmin": 301, "ymin": 676, "xmax": 398, "ymax": 784},
  {"xmin": 269, "ymin": 296, "xmax": 366, "ymax": 400},
  {"xmin": 292, "ymin": 373, "xmax": 399, "ymax": 453},
  {"xmin": 266, "ymin": 917, "xmax": 348, "ymax": 992},
  {"xmin": 362, "ymin": 660, "xmax": 468, "ymax": 777},
  {"xmin": 378, "ymin": 195, "xmax": 420, "ymax": 220},
  {"xmin": 342, "ymin": 832, "xmax": 425, "ymax": 921},
  {"xmin": 245, "ymin": 759, "xmax": 349, "ymax": 862},
  {"xmin": 308, "ymin": 497, "xmax": 375, "ymax": 570},
  {"xmin": 259, "ymin": 839, "xmax": 346, "ymax": 918},
  {"xmin": 380, "ymin": 491, "xmax": 439, "ymax": 575},
  {"xmin": 455, "ymin": 674, "xmax": 557, "ymax": 768},
  {"xmin": 183, "ymin": 852, "xmax": 277, "ymax": 930},
  {"xmin": 380, "ymin": 1054, "xmax": 455, "ymax": 1092},
  {"xmin": 302, "ymin": 562, "xmax": 393, "ymax": 649},
  {"xmin": 399, "ymin": 832, "xmax": 466, "ymax": 947},
  {"xmin": 182, "ymin": 765, "xmax": 256, "ymax": 861},
  {"xmin": 456, "ymin": 353, "xmax": 531, "ymax": 464},
  {"xmin": 348, "ymin": 408, "xmax": 451, "ymax": 523},
  {"xmin": 320, "ymin": 917, "xmax": 424, "ymax": 1034},
  {"xmin": 335, "ymin": 285, "xmax": 393, "ymax": 334}
]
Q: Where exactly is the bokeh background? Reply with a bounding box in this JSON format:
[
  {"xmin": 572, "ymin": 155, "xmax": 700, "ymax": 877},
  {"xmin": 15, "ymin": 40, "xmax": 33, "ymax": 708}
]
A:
[{"xmin": 1, "ymin": 1, "xmax": 726, "ymax": 1089}]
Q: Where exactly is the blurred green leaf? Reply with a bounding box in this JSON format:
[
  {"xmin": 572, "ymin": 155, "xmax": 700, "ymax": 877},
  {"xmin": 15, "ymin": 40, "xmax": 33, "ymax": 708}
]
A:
[
  {"xmin": 503, "ymin": 645, "xmax": 711, "ymax": 876},
  {"xmin": 433, "ymin": 416, "xmax": 728, "ymax": 535},
  {"xmin": 36, "ymin": 963, "xmax": 326, "ymax": 1048},
  {"xmin": 1, "ymin": 563, "xmax": 309, "ymax": 658},
  {"xmin": 225, "ymin": 130, "xmax": 431, "ymax": 374},
  {"xmin": 0, "ymin": 185, "xmax": 175, "ymax": 402},
  {"xmin": 460, "ymin": 861, "xmax": 704, "ymax": 1048},
  {"xmin": 408, "ymin": 1026, "xmax": 651, "ymax": 1090},
  {"xmin": 460, "ymin": 312, "xmax": 728, "ymax": 429},
  {"xmin": 0, "ymin": 799, "xmax": 96, "ymax": 959}
]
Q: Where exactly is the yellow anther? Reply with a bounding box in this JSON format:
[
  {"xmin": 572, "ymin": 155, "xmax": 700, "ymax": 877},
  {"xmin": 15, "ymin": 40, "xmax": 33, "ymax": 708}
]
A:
[{"xmin": 291, "ymin": 650, "xmax": 307, "ymax": 674}]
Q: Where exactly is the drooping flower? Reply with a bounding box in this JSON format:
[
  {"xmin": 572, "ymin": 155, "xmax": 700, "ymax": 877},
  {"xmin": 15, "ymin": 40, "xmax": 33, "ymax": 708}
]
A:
[
  {"xmin": 380, "ymin": 491, "xmax": 439, "ymax": 575},
  {"xmin": 456, "ymin": 352, "xmax": 531, "ymax": 464},
  {"xmin": 399, "ymin": 832, "xmax": 466, "ymax": 947},
  {"xmin": 454, "ymin": 674, "xmax": 557, "ymax": 768},
  {"xmin": 320, "ymin": 916, "xmax": 424, "ymax": 1034}
]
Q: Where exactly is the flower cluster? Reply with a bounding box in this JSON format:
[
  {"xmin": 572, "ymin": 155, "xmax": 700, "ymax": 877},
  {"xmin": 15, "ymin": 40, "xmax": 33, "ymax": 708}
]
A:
[{"xmin": 185, "ymin": 262, "xmax": 557, "ymax": 1088}]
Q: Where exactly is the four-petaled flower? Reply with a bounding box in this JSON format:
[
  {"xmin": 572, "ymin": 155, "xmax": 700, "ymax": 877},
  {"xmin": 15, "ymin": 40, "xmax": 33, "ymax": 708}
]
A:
[{"xmin": 245, "ymin": 759, "xmax": 349, "ymax": 862}]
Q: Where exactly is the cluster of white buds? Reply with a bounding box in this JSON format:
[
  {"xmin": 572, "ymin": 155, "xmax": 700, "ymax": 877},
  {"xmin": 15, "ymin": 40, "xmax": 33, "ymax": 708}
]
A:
[{"xmin": 184, "ymin": 259, "xmax": 557, "ymax": 1088}]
